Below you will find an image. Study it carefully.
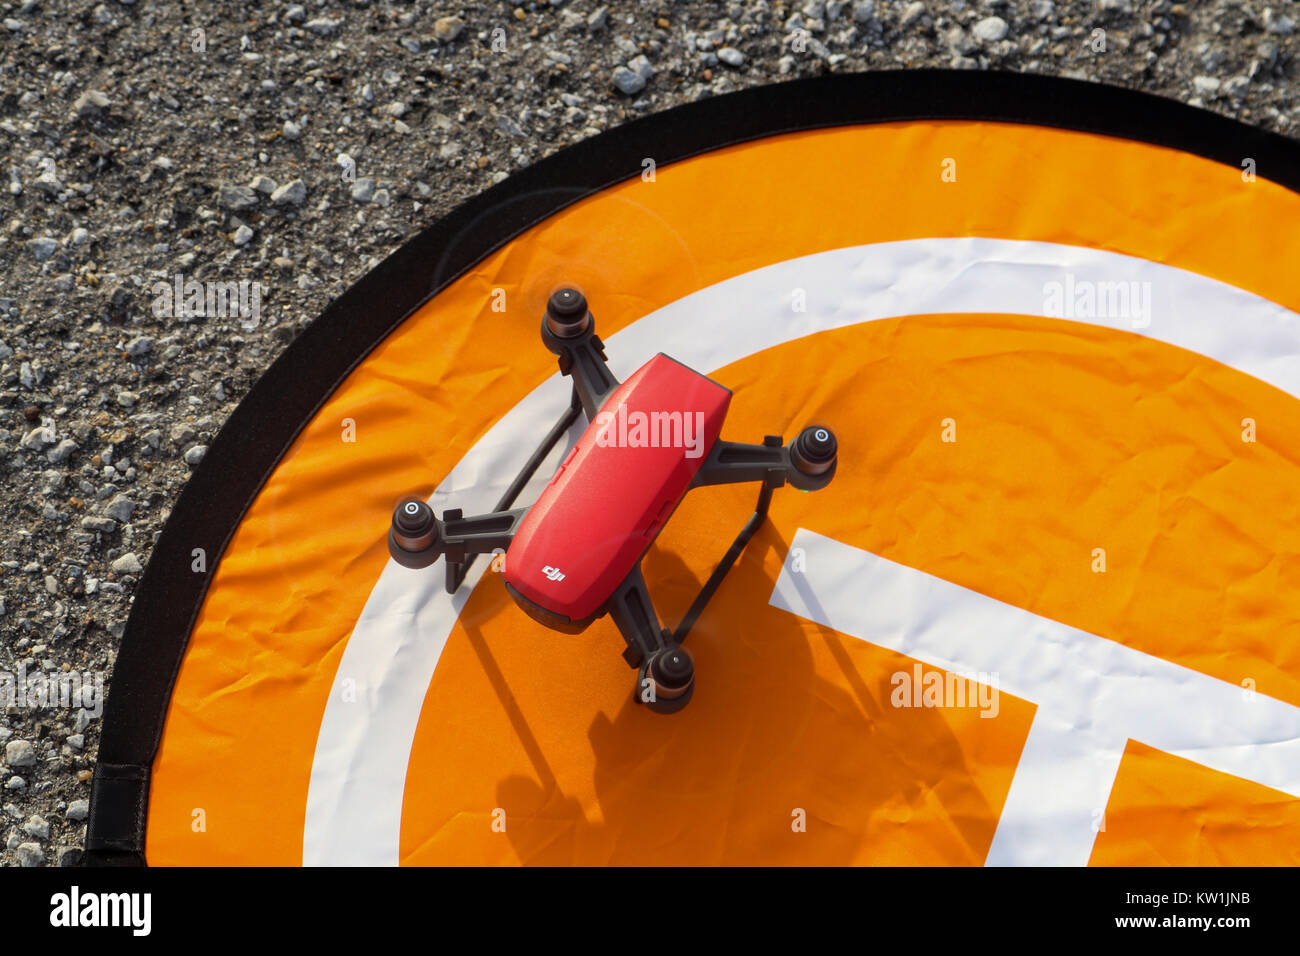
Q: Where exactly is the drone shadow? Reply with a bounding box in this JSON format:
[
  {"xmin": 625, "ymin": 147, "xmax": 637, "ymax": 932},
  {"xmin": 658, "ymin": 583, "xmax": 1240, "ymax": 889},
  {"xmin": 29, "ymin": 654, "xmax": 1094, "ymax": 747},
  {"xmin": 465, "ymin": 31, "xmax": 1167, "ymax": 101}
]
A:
[{"xmin": 475, "ymin": 525, "xmax": 1000, "ymax": 865}]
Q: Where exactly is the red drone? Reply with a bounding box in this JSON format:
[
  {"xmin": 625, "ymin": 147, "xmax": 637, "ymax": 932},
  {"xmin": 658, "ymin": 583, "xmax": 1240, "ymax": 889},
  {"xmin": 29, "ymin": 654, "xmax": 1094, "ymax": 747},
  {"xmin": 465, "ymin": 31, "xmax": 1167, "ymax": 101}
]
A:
[{"xmin": 388, "ymin": 288, "xmax": 838, "ymax": 713}]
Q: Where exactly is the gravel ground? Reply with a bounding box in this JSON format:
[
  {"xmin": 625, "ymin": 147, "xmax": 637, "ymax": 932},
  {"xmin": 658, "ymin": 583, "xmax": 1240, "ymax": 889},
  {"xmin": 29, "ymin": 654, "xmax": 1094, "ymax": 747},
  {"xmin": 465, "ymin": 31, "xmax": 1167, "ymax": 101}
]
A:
[{"xmin": 0, "ymin": 0, "xmax": 1296, "ymax": 867}]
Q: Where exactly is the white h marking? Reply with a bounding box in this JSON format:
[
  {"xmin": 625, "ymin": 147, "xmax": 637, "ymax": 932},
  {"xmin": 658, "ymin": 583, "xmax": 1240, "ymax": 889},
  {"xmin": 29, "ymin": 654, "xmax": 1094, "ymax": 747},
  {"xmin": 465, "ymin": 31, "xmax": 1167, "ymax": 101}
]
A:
[{"xmin": 770, "ymin": 528, "xmax": 1300, "ymax": 866}]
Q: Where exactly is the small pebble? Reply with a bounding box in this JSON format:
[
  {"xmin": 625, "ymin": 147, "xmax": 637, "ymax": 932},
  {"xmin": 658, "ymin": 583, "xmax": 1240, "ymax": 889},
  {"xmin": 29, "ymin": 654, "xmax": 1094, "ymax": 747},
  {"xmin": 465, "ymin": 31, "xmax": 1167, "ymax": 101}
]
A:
[
  {"xmin": 351, "ymin": 178, "xmax": 376, "ymax": 203},
  {"xmin": 612, "ymin": 67, "xmax": 646, "ymax": 95},
  {"xmin": 126, "ymin": 335, "xmax": 154, "ymax": 357},
  {"xmin": 5, "ymin": 740, "xmax": 36, "ymax": 768},
  {"xmin": 104, "ymin": 494, "xmax": 136, "ymax": 522},
  {"xmin": 26, "ymin": 237, "xmax": 58, "ymax": 261},
  {"xmin": 270, "ymin": 179, "xmax": 307, "ymax": 206},
  {"xmin": 47, "ymin": 439, "xmax": 78, "ymax": 464},
  {"xmin": 16, "ymin": 843, "xmax": 44, "ymax": 866},
  {"xmin": 972, "ymin": 16, "xmax": 1009, "ymax": 42},
  {"xmin": 218, "ymin": 183, "xmax": 260, "ymax": 211},
  {"xmin": 72, "ymin": 89, "xmax": 110, "ymax": 117},
  {"xmin": 304, "ymin": 17, "xmax": 342, "ymax": 35},
  {"xmin": 111, "ymin": 552, "xmax": 143, "ymax": 574},
  {"xmin": 434, "ymin": 16, "xmax": 465, "ymax": 42}
]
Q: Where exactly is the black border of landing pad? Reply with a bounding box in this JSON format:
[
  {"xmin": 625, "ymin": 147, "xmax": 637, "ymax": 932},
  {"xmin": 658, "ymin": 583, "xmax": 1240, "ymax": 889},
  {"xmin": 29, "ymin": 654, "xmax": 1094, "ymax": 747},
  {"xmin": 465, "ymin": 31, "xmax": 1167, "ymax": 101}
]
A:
[{"xmin": 86, "ymin": 69, "xmax": 1300, "ymax": 865}]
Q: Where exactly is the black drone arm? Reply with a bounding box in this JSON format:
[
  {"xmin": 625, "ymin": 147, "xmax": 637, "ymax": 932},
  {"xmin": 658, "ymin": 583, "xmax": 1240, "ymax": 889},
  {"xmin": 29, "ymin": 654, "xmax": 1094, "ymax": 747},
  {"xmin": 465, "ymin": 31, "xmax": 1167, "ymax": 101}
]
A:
[
  {"xmin": 692, "ymin": 427, "xmax": 838, "ymax": 493},
  {"xmin": 388, "ymin": 499, "xmax": 529, "ymax": 591},
  {"xmin": 648, "ymin": 426, "xmax": 837, "ymax": 670},
  {"xmin": 606, "ymin": 565, "xmax": 668, "ymax": 669},
  {"xmin": 605, "ymin": 565, "xmax": 696, "ymax": 714},
  {"xmin": 437, "ymin": 507, "xmax": 528, "ymax": 555},
  {"xmin": 540, "ymin": 288, "xmax": 620, "ymax": 419}
]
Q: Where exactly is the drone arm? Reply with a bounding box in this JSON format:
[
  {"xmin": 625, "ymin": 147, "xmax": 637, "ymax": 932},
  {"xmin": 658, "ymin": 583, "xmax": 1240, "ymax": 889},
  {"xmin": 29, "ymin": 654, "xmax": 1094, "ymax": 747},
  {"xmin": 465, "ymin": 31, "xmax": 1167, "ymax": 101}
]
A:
[
  {"xmin": 556, "ymin": 335, "xmax": 619, "ymax": 420},
  {"xmin": 387, "ymin": 381, "xmax": 585, "ymax": 591},
  {"xmin": 388, "ymin": 500, "xmax": 529, "ymax": 583},
  {"xmin": 691, "ymin": 435, "xmax": 788, "ymax": 488},
  {"xmin": 691, "ymin": 427, "xmax": 838, "ymax": 493},
  {"xmin": 540, "ymin": 288, "xmax": 620, "ymax": 420},
  {"xmin": 606, "ymin": 565, "xmax": 670, "ymax": 670},
  {"xmin": 439, "ymin": 507, "xmax": 529, "ymax": 555},
  {"xmin": 606, "ymin": 565, "xmax": 696, "ymax": 714}
]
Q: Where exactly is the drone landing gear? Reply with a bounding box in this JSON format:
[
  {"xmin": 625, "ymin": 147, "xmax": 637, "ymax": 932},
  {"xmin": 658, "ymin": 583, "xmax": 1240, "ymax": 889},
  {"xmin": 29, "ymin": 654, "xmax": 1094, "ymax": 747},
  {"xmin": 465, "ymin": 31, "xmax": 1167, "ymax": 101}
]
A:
[
  {"xmin": 607, "ymin": 449, "xmax": 787, "ymax": 714},
  {"xmin": 606, "ymin": 568, "xmax": 697, "ymax": 715},
  {"xmin": 671, "ymin": 453, "xmax": 779, "ymax": 647},
  {"xmin": 610, "ymin": 427, "xmax": 836, "ymax": 713},
  {"xmin": 441, "ymin": 388, "xmax": 583, "ymax": 594}
]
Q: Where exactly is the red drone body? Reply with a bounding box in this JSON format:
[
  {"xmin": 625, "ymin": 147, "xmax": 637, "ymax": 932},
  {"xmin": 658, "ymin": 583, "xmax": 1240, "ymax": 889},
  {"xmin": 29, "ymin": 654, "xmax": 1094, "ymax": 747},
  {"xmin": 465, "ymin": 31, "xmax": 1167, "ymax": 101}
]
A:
[{"xmin": 505, "ymin": 354, "xmax": 731, "ymax": 629}]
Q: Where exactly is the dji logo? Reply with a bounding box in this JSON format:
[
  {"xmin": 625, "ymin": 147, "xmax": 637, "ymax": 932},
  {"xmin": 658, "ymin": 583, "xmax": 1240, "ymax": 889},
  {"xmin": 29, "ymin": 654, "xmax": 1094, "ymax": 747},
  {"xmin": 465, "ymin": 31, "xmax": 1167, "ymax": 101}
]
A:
[{"xmin": 542, "ymin": 565, "xmax": 565, "ymax": 582}]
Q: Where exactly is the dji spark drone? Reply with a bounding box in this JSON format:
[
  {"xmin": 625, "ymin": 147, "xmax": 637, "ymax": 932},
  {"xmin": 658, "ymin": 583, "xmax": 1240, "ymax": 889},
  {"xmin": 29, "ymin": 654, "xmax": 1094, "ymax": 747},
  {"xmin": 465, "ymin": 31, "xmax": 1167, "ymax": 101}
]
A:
[{"xmin": 387, "ymin": 288, "xmax": 839, "ymax": 713}]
